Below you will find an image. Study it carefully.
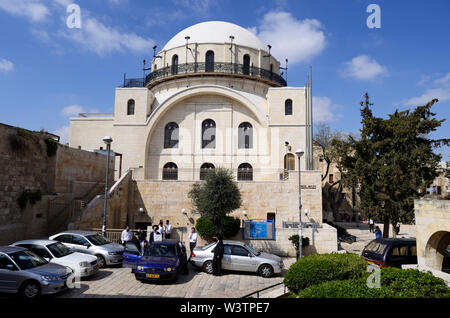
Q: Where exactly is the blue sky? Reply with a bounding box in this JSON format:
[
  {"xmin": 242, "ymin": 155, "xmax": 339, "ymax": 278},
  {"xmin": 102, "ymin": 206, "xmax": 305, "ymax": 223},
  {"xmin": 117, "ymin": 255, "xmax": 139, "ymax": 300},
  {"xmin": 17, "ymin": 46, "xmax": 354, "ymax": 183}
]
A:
[{"xmin": 0, "ymin": 0, "xmax": 448, "ymax": 159}]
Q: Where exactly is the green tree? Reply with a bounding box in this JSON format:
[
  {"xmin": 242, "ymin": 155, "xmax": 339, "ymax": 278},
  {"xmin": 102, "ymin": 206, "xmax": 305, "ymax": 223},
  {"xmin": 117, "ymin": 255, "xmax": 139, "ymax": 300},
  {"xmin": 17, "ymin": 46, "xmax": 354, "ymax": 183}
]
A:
[
  {"xmin": 188, "ymin": 167, "xmax": 242, "ymax": 235},
  {"xmin": 333, "ymin": 93, "xmax": 449, "ymax": 237}
]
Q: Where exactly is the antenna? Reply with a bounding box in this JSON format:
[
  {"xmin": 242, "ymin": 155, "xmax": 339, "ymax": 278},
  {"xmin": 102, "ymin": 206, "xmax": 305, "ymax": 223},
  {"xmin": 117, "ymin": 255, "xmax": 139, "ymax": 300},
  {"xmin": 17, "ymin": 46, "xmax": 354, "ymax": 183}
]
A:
[{"xmin": 153, "ymin": 45, "xmax": 162, "ymax": 60}]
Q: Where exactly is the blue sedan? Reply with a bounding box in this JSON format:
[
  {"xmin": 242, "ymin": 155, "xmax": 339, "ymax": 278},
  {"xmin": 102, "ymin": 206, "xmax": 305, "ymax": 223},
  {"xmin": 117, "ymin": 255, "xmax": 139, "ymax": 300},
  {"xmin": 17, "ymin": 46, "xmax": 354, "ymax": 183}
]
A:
[{"xmin": 134, "ymin": 240, "xmax": 187, "ymax": 282}]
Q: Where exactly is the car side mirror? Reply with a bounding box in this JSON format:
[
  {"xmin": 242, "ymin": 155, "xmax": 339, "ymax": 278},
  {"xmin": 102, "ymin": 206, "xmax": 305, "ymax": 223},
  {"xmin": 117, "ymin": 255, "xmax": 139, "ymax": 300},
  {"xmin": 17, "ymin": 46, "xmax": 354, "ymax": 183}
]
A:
[
  {"xmin": 84, "ymin": 243, "xmax": 90, "ymax": 248},
  {"xmin": 248, "ymin": 253, "xmax": 253, "ymax": 258},
  {"xmin": 6, "ymin": 264, "xmax": 16, "ymax": 271}
]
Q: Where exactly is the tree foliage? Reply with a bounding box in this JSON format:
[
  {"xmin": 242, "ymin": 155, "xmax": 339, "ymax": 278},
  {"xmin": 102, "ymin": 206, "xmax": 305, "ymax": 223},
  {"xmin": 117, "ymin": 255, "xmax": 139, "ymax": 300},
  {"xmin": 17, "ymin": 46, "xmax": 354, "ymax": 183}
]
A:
[
  {"xmin": 333, "ymin": 93, "xmax": 449, "ymax": 237},
  {"xmin": 188, "ymin": 168, "xmax": 242, "ymax": 235}
]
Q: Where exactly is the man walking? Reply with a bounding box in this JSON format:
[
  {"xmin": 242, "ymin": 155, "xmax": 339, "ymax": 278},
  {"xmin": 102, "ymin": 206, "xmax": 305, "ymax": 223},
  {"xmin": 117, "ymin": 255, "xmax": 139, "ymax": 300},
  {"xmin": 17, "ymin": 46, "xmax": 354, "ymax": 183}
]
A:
[
  {"xmin": 120, "ymin": 225, "xmax": 133, "ymax": 245},
  {"xmin": 189, "ymin": 227, "xmax": 198, "ymax": 260},
  {"xmin": 369, "ymin": 218, "xmax": 374, "ymax": 233},
  {"xmin": 212, "ymin": 233, "xmax": 224, "ymax": 276},
  {"xmin": 164, "ymin": 220, "xmax": 172, "ymax": 239},
  {"xmin": 374, "ymin": 226, "xmax": 382, "ymax": 239}
]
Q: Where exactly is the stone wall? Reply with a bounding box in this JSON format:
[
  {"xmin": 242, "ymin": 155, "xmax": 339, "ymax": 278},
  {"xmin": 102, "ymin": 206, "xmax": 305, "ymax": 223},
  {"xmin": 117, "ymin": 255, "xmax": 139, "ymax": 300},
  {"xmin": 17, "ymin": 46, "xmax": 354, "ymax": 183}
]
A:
[{"xmin": 0, "ymin": 123, "xmax": 114, "ymax": 245}]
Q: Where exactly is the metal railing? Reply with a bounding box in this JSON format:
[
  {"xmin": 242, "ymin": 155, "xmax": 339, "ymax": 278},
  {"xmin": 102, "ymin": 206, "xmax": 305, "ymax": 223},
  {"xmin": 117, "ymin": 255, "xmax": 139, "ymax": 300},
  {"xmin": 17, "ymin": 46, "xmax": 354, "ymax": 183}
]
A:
[
  {"xmin": 123, "ymin": 62, "xmax": 287, "ymax": 88},
  {"xmin": 241, "ymin": 282, "xmax": 287, "ymax": 298}
]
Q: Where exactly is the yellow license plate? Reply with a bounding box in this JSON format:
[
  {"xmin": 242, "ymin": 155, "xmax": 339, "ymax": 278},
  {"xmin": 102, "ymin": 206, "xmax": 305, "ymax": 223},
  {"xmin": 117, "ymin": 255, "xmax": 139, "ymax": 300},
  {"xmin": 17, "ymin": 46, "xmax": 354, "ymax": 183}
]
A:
[{"xmin": 146, "ymin": 274, "xmax": 160, "ymax": 278}]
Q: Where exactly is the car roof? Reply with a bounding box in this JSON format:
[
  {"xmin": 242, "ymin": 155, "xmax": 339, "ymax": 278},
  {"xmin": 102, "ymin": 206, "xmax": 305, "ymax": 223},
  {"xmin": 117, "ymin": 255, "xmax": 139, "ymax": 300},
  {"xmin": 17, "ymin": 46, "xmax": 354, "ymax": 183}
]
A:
[
  {"xmin": 374, "ymin": 238, "xmax": 416, "ymax": 245},
  {"xmin": 0, "ymin": 246, "xmax": 27, "ymax": 254},
  {"xmin": 153, "ymin": 239, "xmax": 180, "ymax": 245},
  {"xmin": 53, "ymin": 230, "xmax": 98, "ymax": 236},
  {"xmin": 223, "ymin": 240, "xmax": 246, "ymax": 245},
  {"xmin": 11, "ymin": 239, "xmax": 58, "ymax": 246}
]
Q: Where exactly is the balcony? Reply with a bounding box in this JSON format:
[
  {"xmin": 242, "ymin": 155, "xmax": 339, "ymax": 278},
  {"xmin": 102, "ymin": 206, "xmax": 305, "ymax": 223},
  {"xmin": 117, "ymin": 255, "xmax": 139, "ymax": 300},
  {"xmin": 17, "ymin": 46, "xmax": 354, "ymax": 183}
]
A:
[{"xmin": 122, "ymin": 62, "xmax": 287, "ymax": 88}]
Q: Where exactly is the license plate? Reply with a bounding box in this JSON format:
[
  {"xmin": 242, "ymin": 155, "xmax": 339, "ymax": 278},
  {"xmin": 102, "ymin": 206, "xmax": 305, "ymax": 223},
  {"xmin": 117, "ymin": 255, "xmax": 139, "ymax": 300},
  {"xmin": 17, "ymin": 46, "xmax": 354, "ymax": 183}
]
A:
[{"xmin": 146, "ymin": 274, "xmax": 160, "ymax": 278}]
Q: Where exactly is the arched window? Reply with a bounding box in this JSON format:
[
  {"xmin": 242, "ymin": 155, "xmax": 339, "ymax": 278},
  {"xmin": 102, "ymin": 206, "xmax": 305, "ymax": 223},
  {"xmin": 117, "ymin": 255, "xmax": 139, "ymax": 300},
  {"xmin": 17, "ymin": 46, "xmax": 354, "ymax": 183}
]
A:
[
  {"xmin": 285, "ymin": 99, "xmax": 293, "ymax": 115},
  {"xmin": 162, "ymin": 162, "xmax": 178, "ymax": 180},
  {"xmin": 200, "ymin": 163, "xmax": 215, "ymax": 180},
  {"xmin": 164, "ymin": 122, "xmax": 179, "ymax": 148},
  {"xmin": 243, "ymin": 54, "xmax": 250, "ymax": 75},
  {"xmin": 171, "ymin": 55, "xmax": 178, "ymax": 75},
  {"xmin": 238, "ymin": 122, "xmax": 253, "ymax": 149},
  {"xmin": 284, "ymin": 153, "xmax": 295, "ymax": 171},
  {"xmin": 238, "ymin": 163, "xmax": 253, "ymax": 181},
  {"xmin": 202, "ymin": 119, "xmax": 216, "ymax": 149},
  {"xmin": 205, "ymin": 50, "xmax": 214, "ymax": 72},
  {"xmin": 127, "ymin": 99, "xmax": 135, "ymax": 115}
]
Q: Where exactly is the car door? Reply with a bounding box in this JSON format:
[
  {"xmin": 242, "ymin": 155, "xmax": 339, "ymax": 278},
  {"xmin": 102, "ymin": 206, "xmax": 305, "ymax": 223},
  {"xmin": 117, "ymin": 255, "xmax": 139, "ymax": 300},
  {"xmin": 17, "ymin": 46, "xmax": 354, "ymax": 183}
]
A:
[
  {"xmin": 388, "ymin": 245, "xmax": 409, "ymax": 268},
  {"xmin": 123, "ymin": 242, "xmax": 142, "ymax": 269},
  {"xmin": 221, "ymin": 245, "xmax": 232, "ymax": 270},
  {"xmin": 0, "ymin": 253, "xmax": 22, "ymax": 292},
  {"xmin": 53, "ymin": 234, "xmax": 76, "ymax": 250},
  {"xmin": 408, "ymin": 245, "xmax": 418, "ymax": 265},
  {"xmin": 71, "ymin": 235, "xmax": 93, "ymax": 255},
  {"xmin": 229, "ymin": 245, "xmax": 257, "ymax": 272}
]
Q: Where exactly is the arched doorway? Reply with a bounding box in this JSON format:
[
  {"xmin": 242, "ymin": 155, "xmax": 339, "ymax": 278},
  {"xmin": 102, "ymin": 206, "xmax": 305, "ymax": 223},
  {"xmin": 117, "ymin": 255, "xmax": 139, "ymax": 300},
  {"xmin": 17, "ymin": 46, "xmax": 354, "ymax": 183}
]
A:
[
  {"xmin": 284, "ymin": 153, "xmax": 295, "ymax": 171},
  {"xmin": 424, "ymin": 231, "xmax": 450, "ymax": 272}
]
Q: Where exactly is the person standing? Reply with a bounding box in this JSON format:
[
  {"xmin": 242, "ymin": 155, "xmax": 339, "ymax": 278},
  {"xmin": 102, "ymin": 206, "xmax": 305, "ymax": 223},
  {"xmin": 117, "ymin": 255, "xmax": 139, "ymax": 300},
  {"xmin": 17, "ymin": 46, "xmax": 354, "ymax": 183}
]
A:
[
  {"xmin": 189, "ymin": 227, "xmax": 198, "ymax": 260},
  {"xmin": 375, "ymin": 226, "xmax": 382, "ymax": 239},
  {"xmin": 212, "ymin": 233, "xmax": 224, "ymax": 276},
  {"xmin": 141, "ymin": 240, "xmax": 149, "ymax": 255},
  {"xmin": 158, "ymin": 220, "xmax": 164, "ymax": 239},
  {"xmin": 150, "ymin": 225, "xmax": 162, "ymax": 243},
  {"xmin": 395, "ymin": 222, "xmax": 401, "ymax": 235},
  {"xmin": 131, "ymin": 232, "xmax": 141, "ymax": 252},
  {"xmin": 369, "ymin": 218, "xmax": 374, "ymax": 233},
  {"xmin": 120, "ymin": 225, "xmax": 133, "ymax": 245},
  {"xmin": 164, "ymin": 220, "xmax": 172, "ymax": 239}
]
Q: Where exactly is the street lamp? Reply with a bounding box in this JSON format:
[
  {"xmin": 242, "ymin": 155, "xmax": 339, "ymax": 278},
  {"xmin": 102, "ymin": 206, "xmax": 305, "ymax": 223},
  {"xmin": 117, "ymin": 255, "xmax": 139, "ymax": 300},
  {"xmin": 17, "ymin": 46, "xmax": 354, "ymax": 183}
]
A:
[
  {"xmin": 102, "ymin": 136, "xmax": 113, "ymax": 236},
  {"xmin": 295, "ymin": 148, "xmax": 304, "ymax": 259}
]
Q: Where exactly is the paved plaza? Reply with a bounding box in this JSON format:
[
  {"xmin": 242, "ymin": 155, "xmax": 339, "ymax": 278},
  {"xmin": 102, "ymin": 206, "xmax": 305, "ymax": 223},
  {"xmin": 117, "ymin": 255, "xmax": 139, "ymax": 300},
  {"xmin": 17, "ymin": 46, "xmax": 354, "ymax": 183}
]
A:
[{"xmin": 56, "ymin": 258, "xmax": 296, "ymax": 298}]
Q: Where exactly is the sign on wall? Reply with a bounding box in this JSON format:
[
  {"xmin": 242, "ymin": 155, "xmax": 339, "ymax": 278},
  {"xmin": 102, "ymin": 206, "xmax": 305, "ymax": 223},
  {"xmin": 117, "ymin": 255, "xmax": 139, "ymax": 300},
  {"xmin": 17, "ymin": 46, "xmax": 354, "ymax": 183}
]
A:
[{"xmin": 242, "ymin": 219, "xmax": 275, "ymax": 240}]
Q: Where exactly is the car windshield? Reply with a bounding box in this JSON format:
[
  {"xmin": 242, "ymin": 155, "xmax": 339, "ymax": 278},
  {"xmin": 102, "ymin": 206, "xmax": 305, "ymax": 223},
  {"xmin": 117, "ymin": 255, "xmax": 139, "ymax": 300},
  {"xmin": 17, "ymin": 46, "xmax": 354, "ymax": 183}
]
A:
[
  {"xmin": 202, "ymin": 242, "xmax": 217, "ymax": 251},
  {"xmin": 9, "ymin": 250, "xmax": 48, "ymax": 270},
  {"xmin": 144, "ymin": 244, "xmax": 177, "ymax": 257},
  {"xmin": 244, "ymin": 244, "xmax": 261, "ymax": 256},
  {"xmin": 47, "ymin": 242, "xmax": 73, "ymax": 258},
  {"xmin": 86, "ymin": 234, "xmax": 110, "ymax": 246},
  {"xmin": 364, "ymin": 241, "xmax": 388, "ymax": 255}
]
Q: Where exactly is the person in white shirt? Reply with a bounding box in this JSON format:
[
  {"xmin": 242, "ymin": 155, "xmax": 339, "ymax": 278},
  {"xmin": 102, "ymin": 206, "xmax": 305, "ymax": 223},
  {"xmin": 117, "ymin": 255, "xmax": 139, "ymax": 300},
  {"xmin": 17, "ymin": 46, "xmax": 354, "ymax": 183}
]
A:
[
  {"xmin": 189, "ymin": 227, "xmax": 198, "ymax": 260},
  {"xmin": 153, "ymin": 226, "xmax": 163, "ymax": 242},
  {"xmin": 164, "ymin": 220, "xmax": 172, "ymax": 239},
  {"xmin": 121, "ymin": 225, "xmax": 133, "ymax": 245},
  {"xmin": 369, "ymin": 218, "xmax": 374, "ymax": 233},
  {"xmin": 158, "ymin": 220, "xmax": 164, "ymax": 238}
]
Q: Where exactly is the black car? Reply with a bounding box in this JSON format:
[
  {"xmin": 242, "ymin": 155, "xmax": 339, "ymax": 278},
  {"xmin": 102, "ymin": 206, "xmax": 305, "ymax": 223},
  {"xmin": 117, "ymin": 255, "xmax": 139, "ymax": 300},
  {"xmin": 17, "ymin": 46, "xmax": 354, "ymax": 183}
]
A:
[{"xmin": 361, "ymin": 238, "xmax": 417, "ymax": 269}]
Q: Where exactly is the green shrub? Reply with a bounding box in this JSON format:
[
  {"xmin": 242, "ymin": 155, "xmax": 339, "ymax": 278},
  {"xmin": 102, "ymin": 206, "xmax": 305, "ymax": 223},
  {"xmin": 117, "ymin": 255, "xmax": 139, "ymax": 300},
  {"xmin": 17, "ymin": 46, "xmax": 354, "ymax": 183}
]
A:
[
  {"xmin": 222, "ymin": 216, "xmax": 241, "ymax": 238},
  {"xmin": 283, "ymin": 253, "xmax": 367, "ymax": 294},
  {"xmin": 298, "ymin": 267, "xmax": 450, "ymax": 298},
  {"xmin": 195, "ymin": 217, "xmax": 215, "ymax": 241},
  {"xmin": 288, "ymin": 234, "xmax": 310, "ymax": 249},
  {"xmin": 44, "ymin": 138, "xmax": 58, "ymax": 157}
]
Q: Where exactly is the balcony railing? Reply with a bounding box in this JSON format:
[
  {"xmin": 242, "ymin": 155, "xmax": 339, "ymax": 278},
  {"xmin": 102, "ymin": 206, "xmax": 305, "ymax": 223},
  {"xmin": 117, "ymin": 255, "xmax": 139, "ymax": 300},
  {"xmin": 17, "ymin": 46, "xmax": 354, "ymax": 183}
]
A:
[{"xmin": 122, "ymin": 62, "xmax": 287, "ymax": 88}]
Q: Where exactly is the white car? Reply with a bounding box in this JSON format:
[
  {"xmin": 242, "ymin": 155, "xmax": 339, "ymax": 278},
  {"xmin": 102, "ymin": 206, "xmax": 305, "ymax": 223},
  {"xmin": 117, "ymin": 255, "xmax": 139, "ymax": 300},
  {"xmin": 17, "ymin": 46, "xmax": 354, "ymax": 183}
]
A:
[{"xmin": 11, "ymin": 239, "xmax": 99, "ymax": 278}]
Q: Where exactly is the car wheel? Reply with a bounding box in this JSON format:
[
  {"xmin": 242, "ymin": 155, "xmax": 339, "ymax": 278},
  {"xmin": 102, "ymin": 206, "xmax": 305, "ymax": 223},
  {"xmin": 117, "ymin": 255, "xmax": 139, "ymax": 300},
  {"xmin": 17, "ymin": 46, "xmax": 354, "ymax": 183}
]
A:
[
  {"xmin": 258, "ymin": 264, "xmax": 274, "ymax": 278},
  {"xmin": 20, "ymin": 281, "xmax": 41, "ymax": 299},
  {"xmin": 96, "ymin": 255, "xmax": 106, "ymax": 268},
  {"xmin": 202, "ymin": 260, "xmax": 213, "ymax": 274}
]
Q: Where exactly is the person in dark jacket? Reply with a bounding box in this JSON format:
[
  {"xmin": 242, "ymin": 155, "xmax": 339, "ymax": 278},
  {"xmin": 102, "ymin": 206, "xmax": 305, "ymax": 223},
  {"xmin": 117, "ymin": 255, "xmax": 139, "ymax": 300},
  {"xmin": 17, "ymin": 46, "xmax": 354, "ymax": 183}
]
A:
[
  {"xmin": 130, "ymin": 232, "xmax": 141, "ymax": 252},
  {"xmin": 212, "ymin": 233, "xmax": 224, "ymax": 276},
  {"xmin": 149, "ymin": 225, "xmax": 159, "ymax": 244}
]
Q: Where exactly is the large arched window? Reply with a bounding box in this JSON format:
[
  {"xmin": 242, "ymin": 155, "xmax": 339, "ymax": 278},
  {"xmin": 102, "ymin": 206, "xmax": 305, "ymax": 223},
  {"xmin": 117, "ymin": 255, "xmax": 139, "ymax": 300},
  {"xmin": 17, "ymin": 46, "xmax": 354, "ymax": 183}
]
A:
[
  {"xmin": 202, "ymin": 119, "xmax": 216, "ymax": 149},
  {"xmin": 205, "ymin": 50, "xmax": 214, "ymax": 72},
  {"xmin": 238, "ymin": 122, "xmax": 253, "ymax": 149},
  {"xmin": 162, "ymin": 162, "xmax": 178, "ymax": 180},
  {"xmin": 127, "ymin": 99, "xmax": 135, "ymax": 115},
  {"xmin": 285, "ymin": 99, "xmax": 293, "ymax": 115},
  {"xmin": 171, "ymin": 55, "xmax": 178, "ymax": 75},
  {"xmin": 284, "ymin": 153, "xmax": 295, "ymax": 171},
  {"xmin": 238, "ymin": 163, "xmax": 253, "ymax": 181},
  {"xmin": 164, "ymin": 122, "xmax": 179, "ymax": 148},
  {"xmin": 200, "ymin": 163, "xmax": 215, "ymax": 180},
  {"xmin": 243, "ymin": 54, "xmax": 250, "ymax": 75}
]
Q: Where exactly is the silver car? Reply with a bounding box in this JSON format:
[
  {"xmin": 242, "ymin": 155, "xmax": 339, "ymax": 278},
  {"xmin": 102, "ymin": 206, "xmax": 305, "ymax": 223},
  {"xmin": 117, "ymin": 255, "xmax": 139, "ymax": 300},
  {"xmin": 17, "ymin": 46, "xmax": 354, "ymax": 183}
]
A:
[
  {"xmin": 49, "ymin": 230, "xmax": 124, "ymax": 267},
  {"xmin": 0, "ymin": 246, "xmax": 74, "ymax": 299},
  {"xmin": 190, "ymin": 240, "xmax": 284, "ymax": 278}
]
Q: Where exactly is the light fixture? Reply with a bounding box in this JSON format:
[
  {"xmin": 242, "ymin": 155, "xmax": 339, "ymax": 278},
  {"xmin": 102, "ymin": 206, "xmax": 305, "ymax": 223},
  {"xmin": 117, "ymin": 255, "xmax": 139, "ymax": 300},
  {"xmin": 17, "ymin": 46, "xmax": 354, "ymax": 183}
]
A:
[
  {"xmin": 243, "ymin": 210, "xmax": 247, "ymax": 217},
  {"xmin": 304, "ymin": 208, "xmax": 309, "ymax": 216},
  {"xmin": 181, "ymin": 208, "xmax": 187, "ymax": 214},
  {"xmin": 295, "ymin": 148, "xmax": 305, "ymax": 158},
  {"xmin": 139, "ymin": 207, "xmax": 144, "ymax": 214},
  {"xmin": 103, "ymin": 136, "xmax": 113, "ymax": 145}
]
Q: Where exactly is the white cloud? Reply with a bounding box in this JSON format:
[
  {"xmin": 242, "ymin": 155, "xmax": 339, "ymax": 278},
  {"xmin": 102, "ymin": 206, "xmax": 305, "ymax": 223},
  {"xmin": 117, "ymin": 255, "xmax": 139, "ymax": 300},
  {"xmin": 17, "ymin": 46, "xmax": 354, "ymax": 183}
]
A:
[
  {"xmin": 341, "ymin": 55, "xmax": 388, "ymax": 81},
  {"xmin": 54, "ymin": 125, "xmax": 70, "ymax": 144},
  {"xmin": 0, "ymin": 58, "xmax": 14, "ymax": 72},
  {"xmin": 401, "ymin": 72, "xmax": 450, "ymax": 106},
  {"xmin": 251, "ymin": 11, "xmax": 326, "ymax": 64},
  {"xmin": 313, "ymin": 96, "xmax": 341, "ymax": 123},
  {"xmin": 0, "ymin": 0, "xmax": 50, "ymax": 22},
  {"xmin": 61, "ymin": 105, "xmax": 84, "ymax": 117},
  {"xmin": 60, "ymin": 16, "xmax": 155, "ymax": 55}
]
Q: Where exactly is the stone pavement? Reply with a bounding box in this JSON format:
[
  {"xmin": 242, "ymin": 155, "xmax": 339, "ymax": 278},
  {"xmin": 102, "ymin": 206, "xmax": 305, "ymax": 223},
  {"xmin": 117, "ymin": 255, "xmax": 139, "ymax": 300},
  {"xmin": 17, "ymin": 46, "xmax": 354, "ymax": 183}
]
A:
[
  {"xmin": 339, "ymin": 222, "xmax": 417, "ymax": 255},
  {"xmin": 57, "ymin": 258, "xmax": 296, "ymax": 298}
]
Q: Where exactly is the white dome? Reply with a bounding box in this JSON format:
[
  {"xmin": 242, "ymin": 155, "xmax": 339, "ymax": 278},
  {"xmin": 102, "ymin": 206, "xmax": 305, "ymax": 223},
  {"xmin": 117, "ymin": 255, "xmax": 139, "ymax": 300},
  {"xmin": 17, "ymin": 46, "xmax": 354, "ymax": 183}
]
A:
[{"xmin": 162, "ymin": 21, "xmax": 267, "ymax": 52}]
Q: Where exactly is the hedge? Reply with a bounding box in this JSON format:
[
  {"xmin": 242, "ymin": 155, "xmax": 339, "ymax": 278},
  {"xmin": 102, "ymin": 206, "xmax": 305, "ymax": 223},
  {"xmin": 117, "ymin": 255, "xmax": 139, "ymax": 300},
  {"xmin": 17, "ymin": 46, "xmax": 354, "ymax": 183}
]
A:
[
  {"xmin": 283, "ymin": 253, "xmax": 367, "ymax": 294},
  {"xmin": 298, "ymin": 267, "xmax": 450, "ymax": 298},
  {"xmin": 195, "ymin": 216, "xmax": 241, "ymax": 241}
]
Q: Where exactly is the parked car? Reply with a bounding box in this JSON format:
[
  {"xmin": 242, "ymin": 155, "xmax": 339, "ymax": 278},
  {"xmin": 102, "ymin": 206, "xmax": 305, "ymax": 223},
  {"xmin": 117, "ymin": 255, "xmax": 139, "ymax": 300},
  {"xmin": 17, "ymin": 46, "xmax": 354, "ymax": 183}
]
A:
[
  {"xmin": 361, "ymin": 238, "xmax": 417, "ymax": 270},
  {"xmin": 0, "ymin": 246, "xmax": 74, "ymax": 298},
  {"xmin": 123, "ymin": 241, "xmax": 143, "ymax": 272},
  {"xmin": 49, "ymin": 231, "xmax": 124, "ymax": 268},
  {"xmin": 190, "ymin": 240, "xmax": 283, "ymax": 278},
  {"xmin": 11, "ymin": 239, "xmax": 99, "ymax": 278},
  {"xmin": 134, "ymin": 240, "xmax": 185, "ymax": 282}
]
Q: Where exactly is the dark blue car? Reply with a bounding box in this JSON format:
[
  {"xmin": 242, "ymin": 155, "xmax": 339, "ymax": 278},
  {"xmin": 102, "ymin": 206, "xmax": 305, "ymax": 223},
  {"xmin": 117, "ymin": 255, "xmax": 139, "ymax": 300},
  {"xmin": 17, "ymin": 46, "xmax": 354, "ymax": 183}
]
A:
[
  {"xmin": 134, "ymin": 240, "xmax": 187, "ymax": 282},
  {"xmin": 122, "ymin": 242, "xmax": 143, "ymax": 272}
]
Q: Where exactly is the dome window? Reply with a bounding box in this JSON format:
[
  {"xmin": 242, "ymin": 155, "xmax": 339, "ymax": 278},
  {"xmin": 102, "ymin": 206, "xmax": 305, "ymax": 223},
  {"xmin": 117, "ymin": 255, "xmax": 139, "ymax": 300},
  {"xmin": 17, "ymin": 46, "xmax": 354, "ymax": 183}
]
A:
[
  {"xmin": 201, "ymin": 119, "xmax": 216, "ymax": 149},
  {"xmin": 171, "ymin": 55, "xmax": 178, "ymax": 75},
  {"xmin": 285, "ymin": 99, "xmax": 293, "ymax": 116},
  {"xmin": 205, "ymin": 51, "xmax": 215, "ymax": 72},
  {"xmin": 164, "ymin": 122, "xmax": 179, "ymax": 149},
  {"xmin": 127, "ymin": 99, "xmax": 135, "ymax": 115},
  {"xmin": 238, "ymin": 122, "xmax": 253, "ymax": 149},
  {"xmin": 243, "ymin": 55, "xmax": 250, "ymax": 75},
  {"xmin": 162, "ymin": 162, "xmax": 178, "ymax": 180}
]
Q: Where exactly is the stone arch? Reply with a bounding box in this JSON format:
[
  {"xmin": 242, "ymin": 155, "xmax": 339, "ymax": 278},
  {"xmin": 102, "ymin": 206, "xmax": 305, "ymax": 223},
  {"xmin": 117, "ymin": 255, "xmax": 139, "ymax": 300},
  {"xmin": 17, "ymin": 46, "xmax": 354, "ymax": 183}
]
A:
[{"xmin": 424, "ymin": 230, "xmax": 450, "ymax": 271}]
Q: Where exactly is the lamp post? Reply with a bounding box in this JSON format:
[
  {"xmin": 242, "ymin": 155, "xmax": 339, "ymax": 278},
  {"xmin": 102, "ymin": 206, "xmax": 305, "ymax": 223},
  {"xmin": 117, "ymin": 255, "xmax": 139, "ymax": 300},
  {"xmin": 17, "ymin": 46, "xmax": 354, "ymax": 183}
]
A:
[
  {"xmin": 295, "ymin": 148, "xmax": 304, "ymax": 259},
  {"xmin": 102, "ymin": 136, "xmax": 113, "ymax": 236}
]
